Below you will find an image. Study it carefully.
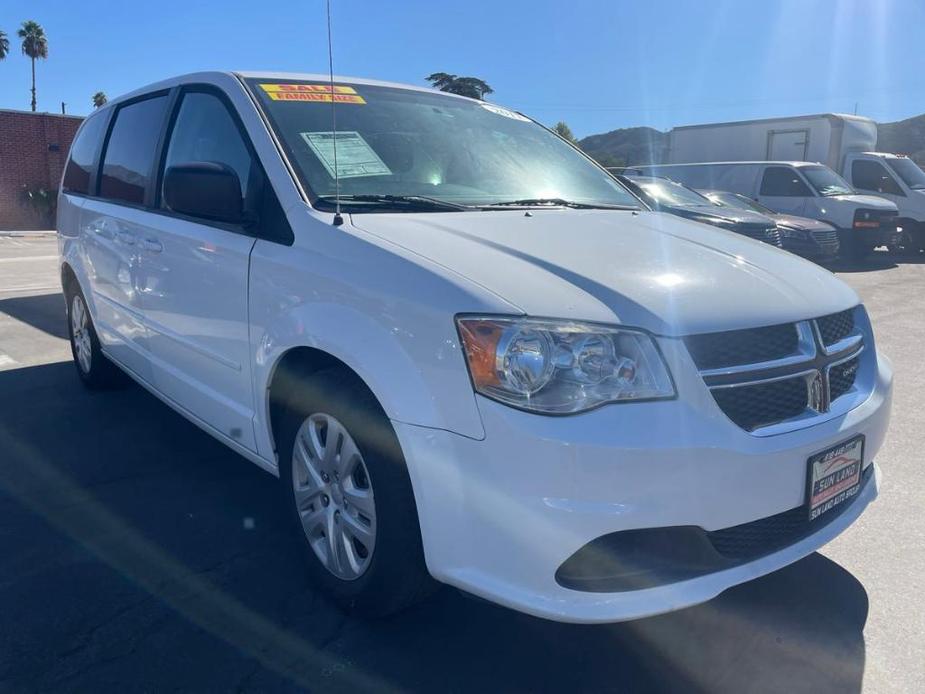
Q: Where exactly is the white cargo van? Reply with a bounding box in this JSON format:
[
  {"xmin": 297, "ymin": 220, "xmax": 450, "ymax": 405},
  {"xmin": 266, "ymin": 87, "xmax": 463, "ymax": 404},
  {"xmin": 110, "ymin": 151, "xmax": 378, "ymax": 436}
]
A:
[
  {"xmin": 659, "ymin": 114, "xmax": 925, "ymax": 249},
  {"xmin": 630, "ymin": 161, "xmax": 899, "ymax": 258}
]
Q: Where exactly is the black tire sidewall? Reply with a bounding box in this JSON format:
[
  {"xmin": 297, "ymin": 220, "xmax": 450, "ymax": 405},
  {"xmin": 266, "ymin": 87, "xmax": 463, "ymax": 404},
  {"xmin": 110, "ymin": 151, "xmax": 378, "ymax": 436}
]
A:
[
  {"xmin": 277, "ymin": 368, "xmax": 432, "ymax": 616},
  {"xmin": 64, "ymin": 280, "xmax": 122, "ymax": 389}
]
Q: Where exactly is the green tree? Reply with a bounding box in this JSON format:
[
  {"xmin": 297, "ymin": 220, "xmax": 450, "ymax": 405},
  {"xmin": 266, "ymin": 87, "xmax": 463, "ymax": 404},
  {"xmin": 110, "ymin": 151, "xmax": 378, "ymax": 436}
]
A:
[
  {"xmin": 554, "ymin": 121, "xmax": 577, "ymax": 143},
  {"xmin": 92, "ymin": 91, "xmax": 108, "ymax": 108},
  {"xmin": 425, "ymin": 72, "xmax": 494, "ymax": 100},
  {"xmin": 18, "ymin": 20, "xmax": 48, "ymax": 112},
  {"xmin": 0, "ymin": 31, "xmax": 9, "ymax": 61}
]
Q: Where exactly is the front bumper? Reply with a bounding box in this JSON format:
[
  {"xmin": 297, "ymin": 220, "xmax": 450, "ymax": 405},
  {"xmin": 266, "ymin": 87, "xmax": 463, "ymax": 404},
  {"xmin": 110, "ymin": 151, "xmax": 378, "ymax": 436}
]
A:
[
  {"xmin": 837, "ymin": 226, "xmax": 903, "ymax": 249},
  {"xmin": 780, "ymin": 234, "xmax": 839, "ymax": 262},
  {"xmin": 394, "ymin": 351, "xmax": 892, "ymax": 624}
]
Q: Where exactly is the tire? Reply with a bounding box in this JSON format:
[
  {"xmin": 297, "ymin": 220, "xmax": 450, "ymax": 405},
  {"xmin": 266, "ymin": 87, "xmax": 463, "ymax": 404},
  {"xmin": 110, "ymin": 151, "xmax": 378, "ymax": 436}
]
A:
[
  {"xmin": 277, "ymin": 367, "xmax": 435, "ymax": 617},
  {"xmin": 64, "ymin": 279, "xmax": 126, "ymax": 390}
]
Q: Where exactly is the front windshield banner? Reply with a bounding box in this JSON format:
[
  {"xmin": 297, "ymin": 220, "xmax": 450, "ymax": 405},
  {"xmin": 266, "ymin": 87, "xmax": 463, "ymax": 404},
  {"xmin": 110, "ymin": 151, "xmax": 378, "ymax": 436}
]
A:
[
  {"xmin": 260, "ymin": 83, "xmax": 367, "ymax": 104},
  {"xmin": 246, "ymin": 78, "xmax": 640, "ymax": 210}
]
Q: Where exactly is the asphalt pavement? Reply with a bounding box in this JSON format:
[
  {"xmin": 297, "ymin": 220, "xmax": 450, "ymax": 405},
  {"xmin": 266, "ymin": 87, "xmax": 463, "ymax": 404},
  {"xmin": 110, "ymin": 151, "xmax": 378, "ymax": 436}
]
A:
[{"xmin": 0, "ymin": 234, "xmax": 922, "ymax": 693}]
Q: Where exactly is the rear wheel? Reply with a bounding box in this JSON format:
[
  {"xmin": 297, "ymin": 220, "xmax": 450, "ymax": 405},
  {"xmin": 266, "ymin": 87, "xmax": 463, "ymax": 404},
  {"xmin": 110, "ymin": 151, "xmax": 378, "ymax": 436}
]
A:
[
  {"xmin": 64, "ymin": 281, "xmax": 125, "ymax": 389},
  {"xmin": 278, "ymin": 368, "xmax": 435, "ymax": 616}
]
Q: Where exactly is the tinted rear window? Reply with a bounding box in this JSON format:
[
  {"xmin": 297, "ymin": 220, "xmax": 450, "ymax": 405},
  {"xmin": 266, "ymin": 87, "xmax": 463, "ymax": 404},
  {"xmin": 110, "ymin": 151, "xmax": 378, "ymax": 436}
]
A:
[
  {"xmin": 62, "ymin": 113, "xmax": 107, "ymax": 195},
  {"xmin": 99, "ymin": 95, "xmax": 169, "ymax": 205}
]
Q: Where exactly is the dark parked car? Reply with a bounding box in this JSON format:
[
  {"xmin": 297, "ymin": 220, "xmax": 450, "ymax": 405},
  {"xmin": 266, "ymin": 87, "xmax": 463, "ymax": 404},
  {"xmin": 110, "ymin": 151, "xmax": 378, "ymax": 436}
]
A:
[
  {"xmin": 618, "ymin": 175, "xmax": 782, "ymax": 247},
  {"xmin": 700, "ymin": 190, "xmax": 840, "ymax": 263}
]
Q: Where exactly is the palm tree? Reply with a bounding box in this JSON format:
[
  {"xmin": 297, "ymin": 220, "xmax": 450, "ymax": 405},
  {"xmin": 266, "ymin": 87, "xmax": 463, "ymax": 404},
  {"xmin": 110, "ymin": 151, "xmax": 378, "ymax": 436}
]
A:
[
  {"xmin": 92, "ymin": 91, "xmax": 108, "ymax": 108},
  {"xmin": 18, "ymin": 20, "xmax": 48, "ymax": 112},
  {"xmin": 425, "ymin": 72, "xmax": 494, "ymax": 100},
  {"xmin": 0, "ymin": 31, "xmax": 9, "ymax": 61}
]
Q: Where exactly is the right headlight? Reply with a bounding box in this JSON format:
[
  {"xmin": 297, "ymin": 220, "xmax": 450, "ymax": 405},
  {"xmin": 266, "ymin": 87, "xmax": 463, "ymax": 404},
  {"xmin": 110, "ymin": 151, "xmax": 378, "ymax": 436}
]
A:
[{"xmin": 456, "ymin": 316, "xmax": 675, "ymax": 414}]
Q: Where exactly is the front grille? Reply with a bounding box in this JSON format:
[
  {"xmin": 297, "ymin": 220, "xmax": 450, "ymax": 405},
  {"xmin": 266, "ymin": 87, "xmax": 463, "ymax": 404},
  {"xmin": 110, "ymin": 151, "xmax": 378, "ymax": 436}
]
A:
[
  {"xmin": 711, "ymin": 377, "xmax": 808, "ymax": 431},
  {"xmin": 829, "ymin": 356, "xmax": 859, "ymax": 400},
  {"xmin": 687, "ymin": 307, "xmax": 867, "ymax": 433},
  {"xmin": 817, "ymin": 309, "xmax": 855, "ymax": 346},
  {"xmin": 810, "ymin": 228, "xmax": 839, "ymax": 247},
  {"xmin": 854, "ymin": 208, "xmax": 898, "ymax": 228},
  {"xmin": 740, "ymin": 224, "xmax": 781, "ymax": 247},
  {"xmin": 708, "ymin": 466, "xmax": 871, "ymax": 560},
  {"xmin": 684, "ymin": 323, "xmax": 798, "ymax": 371}
]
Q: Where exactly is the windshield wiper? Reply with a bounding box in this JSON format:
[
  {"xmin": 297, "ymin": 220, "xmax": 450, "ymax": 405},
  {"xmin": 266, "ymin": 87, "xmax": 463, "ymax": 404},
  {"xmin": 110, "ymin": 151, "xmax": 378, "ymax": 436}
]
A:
[
  {"xmin": 315, "ymin": 194, "xmax": 471, "ymax": 211},
  {"xmin": 483, "ymin": 197, "xmax": 639, "ymax": 210}
]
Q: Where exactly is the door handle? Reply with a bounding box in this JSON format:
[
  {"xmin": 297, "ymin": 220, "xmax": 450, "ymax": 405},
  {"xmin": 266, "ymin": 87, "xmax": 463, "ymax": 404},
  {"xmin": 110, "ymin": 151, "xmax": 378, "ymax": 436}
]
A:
[
  {"xmin": 141, "ymin": 238, "xmax": 163, "ymax": 253},
  {"xmin": 116, "ymin": 230, "xmax": 136, "ymax": 246}
]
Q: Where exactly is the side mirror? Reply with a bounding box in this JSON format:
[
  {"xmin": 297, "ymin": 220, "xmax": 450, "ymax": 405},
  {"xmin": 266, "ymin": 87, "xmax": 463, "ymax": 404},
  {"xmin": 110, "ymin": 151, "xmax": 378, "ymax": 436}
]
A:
[{"xmin": 163, "ymin": 162, "xmax": 244, "ymax": 224}]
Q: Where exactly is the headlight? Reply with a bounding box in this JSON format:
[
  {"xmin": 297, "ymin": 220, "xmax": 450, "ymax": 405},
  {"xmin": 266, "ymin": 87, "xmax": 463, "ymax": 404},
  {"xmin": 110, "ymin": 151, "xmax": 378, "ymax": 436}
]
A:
[
  {"xmin": 456, "ymin": 317, "xmax": 675, "ymax": 414},
  {"xmin": 778, "ymin": 226, "xmax": 809, "ymax": 239}
]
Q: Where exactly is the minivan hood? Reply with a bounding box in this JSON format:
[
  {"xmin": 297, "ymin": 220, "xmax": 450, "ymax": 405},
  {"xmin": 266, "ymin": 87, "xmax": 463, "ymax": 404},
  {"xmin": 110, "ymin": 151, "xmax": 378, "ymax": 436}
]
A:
[
  {"xmin": 670, "ymin": 206, "xmax": 773, "ymax": 226},
  {"xmin": 771, "ymin": 214, "xmax": 835, "ymax": 231},
  {"xmin": 350, "ymin": 209, "xmax": 858, "ymax": 336}
]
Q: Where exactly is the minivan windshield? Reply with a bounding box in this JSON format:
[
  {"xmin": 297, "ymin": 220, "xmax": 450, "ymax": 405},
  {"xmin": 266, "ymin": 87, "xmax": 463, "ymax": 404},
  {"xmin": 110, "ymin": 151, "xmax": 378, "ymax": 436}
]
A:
[
  {"xmin": 800, "ymin": 166, "xmax": 854, "ymax": 197},
  {"xmin": 887, "ymin": 158, "xmax": 925, "ymax": 190},
  {"xmin": 246, "ymin": 79, "xmax": 640, "ymax": 211}
]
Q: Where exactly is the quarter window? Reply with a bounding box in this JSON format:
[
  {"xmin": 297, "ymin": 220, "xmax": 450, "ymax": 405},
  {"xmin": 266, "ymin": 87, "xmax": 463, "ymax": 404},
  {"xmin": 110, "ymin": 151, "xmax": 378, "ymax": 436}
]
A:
[
  {"xmin": 161, "ymin": 91, "xmax": 256, "ymax": 213},
  {"xmin": 99, "ymin": 95, "xmax": 170, "ymax": 205},
  {"xmin": 62, "ymin": 113, "xmax": 107, "ymax": 195},
  {"xmin": 852, "ymin": 160, "xmax": 904, "ymax": 196},
  {"xmin": 760, "ymin": 167, "xmax": 812, "ymax": 197}
]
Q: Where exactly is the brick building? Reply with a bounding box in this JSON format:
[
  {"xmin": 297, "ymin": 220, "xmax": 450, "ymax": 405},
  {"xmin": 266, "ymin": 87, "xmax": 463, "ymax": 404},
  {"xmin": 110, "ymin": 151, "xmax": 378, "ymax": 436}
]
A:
[{"xmin": 0, "ymin": 109, "xmax": 84, "ymax": 230}]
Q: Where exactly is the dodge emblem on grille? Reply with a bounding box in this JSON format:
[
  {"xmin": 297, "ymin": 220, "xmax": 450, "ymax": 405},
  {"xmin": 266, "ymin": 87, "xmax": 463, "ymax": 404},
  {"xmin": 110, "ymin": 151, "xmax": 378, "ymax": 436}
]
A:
[{"xmin": 808, "ymin": 371, "xmax": 830, "ymax": 413}]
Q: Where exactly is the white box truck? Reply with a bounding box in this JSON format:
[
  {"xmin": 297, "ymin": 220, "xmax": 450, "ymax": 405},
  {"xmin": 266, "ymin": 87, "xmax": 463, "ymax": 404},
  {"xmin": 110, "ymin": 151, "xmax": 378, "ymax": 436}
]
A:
[{"xmin": 652, "ymin": 114, "xmax": 925, "ymax": 251}]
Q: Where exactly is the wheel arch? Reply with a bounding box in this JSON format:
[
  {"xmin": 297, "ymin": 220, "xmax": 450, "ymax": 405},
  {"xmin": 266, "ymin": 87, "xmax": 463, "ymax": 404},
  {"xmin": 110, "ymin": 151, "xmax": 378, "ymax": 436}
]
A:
[
  {"xmin": 60, "ymin": 260, "xmax": 79, "ymax": 292},
  {"xmin": 265, "ymin": 346, "xmax": 390, "ymax": 461}
]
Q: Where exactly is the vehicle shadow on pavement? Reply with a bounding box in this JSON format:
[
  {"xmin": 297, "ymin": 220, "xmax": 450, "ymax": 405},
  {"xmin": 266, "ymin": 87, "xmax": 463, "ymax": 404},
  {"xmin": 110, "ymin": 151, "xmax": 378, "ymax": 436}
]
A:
[
  {"xmin": 0, "ymin": 361, "xmax": 867, "ymax": 693},
  {"xmin": 0, "ymin": 292, "xmax": 68, "ymax": 339}
]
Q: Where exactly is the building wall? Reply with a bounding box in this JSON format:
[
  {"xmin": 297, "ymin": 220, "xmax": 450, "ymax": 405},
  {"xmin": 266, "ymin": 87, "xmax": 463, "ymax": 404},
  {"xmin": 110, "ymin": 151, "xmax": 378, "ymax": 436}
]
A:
[{"xmin": 0, "ymin": 110, "xmax": 84, "ymax": 230}]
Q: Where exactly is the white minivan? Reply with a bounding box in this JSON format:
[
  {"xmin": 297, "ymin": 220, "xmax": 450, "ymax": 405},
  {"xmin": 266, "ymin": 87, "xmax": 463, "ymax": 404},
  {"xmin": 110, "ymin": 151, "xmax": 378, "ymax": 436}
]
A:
[
  {"xmin": 58, "ymin": 72, "xmax": 893, "ymax": 623},
  {"xmin": 630, "ymin": 161, "xmax": 900, "ymax": 258}
]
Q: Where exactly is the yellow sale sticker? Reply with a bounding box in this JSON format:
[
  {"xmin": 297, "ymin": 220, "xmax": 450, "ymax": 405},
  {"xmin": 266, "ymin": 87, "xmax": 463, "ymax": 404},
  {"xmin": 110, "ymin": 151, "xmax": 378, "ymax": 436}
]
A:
[{"xmin": 259, "ymin": 83, "xmax": 366, "ymax": 104}]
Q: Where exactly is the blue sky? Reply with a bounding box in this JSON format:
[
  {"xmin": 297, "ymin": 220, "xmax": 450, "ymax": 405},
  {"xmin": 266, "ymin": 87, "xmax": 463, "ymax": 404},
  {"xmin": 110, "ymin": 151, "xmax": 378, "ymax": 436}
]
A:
[{"xmin": 1, "ymin": 0, "xmax": 923, "ymax": 137}]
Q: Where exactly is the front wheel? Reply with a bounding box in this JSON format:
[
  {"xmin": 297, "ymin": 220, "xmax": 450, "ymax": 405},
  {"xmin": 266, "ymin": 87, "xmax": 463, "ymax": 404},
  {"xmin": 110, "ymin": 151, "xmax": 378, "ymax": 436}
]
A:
[{"xmin": 278, "ymin": 368, "xmax": 435, "ymax": 617}]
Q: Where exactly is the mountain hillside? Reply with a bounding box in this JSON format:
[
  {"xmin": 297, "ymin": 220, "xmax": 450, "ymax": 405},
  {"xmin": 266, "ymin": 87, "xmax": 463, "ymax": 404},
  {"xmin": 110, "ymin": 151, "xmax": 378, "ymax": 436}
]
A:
[
  {"xmin": 876, "ymin": 113, "xmax": 925, "ymax": 166},
  {"xmin": 580, "ymin": 114, "xmax": 925, "ymax": 168},
  {"xmin": 578, "ymin": 127, "xmax": 667, "ymax": 168}
]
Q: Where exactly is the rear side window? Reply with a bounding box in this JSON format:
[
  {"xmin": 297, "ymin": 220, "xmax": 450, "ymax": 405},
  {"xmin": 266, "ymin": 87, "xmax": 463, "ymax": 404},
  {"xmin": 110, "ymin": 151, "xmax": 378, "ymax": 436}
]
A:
[
  {"xmin": 852, "ymin": 160, "xmax": 903, "ymax": 195},
  {"xmin": 759, "ymin": 167, "xmax": 812, "ymax": 197},
  {"xmin": 62, "ymin": 113, "xmax": 107, "ymax": 195},
  {"xmin": 161, "ymin": 91, "xmax": 257, "ymax": 210},
  {"xmin": 99, "ymin": 95, "xmax": 170, "ymax": 205}
]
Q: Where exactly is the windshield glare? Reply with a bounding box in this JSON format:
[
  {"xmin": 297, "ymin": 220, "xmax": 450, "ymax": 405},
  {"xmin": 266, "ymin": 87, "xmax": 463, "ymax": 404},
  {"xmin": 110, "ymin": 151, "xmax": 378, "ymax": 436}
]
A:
[
  {"xmin": 887, "ymin": 158, "xmax": 925, "ymax": 190},
  {"xmin": 708, "ymin": 192, "xmax": 774, "ymax": 215},
  {"xmin": 801, "ymin": 166, "xmax": 854, "ymax": 196},
  {"xmin": 247, "ymin": 79, "xmax": 639, "ymax": 209},
  {"xmin": 635, "ymin": 179, "xmax": 713, "ymax": 208}
]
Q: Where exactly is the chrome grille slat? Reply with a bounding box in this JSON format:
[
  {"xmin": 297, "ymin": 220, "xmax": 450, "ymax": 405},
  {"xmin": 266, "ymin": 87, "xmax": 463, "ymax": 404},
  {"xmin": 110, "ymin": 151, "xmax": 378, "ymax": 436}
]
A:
[{"xmin": 687, "ymin": 308, "xmax": 866, "ymax": 434}]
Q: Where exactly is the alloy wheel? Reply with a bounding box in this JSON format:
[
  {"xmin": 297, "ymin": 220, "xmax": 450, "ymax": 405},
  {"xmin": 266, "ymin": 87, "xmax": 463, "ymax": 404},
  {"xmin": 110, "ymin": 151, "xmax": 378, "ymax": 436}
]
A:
[
  {"xmin": 291, "ymin": 413, "xmax": 377, "ymax": 580},
  {"xmin": 70, "ymin": 294, "xmax": 92, "ymax": 375}
]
